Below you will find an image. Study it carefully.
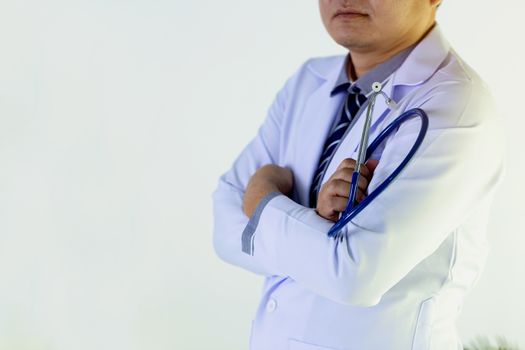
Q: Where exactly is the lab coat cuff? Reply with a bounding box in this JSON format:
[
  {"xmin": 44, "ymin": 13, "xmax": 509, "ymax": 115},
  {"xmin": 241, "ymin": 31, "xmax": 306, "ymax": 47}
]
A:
[
  {"xmin": 241, "ymin": 191, "xmax": 282, "ymax": 255},
  {"xmin": 250, "ymin": 194, "xmax": 336, "ymax": 276}
]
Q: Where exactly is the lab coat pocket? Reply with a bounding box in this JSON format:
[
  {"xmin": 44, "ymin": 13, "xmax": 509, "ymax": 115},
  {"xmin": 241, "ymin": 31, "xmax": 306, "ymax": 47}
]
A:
[
  {"xmin": 412, "ymin": 297, "xmax": 436, "ymax": 350},
  {"xmin": 288, "ymin": 338, "xmax": 341, "ymax": 350}
]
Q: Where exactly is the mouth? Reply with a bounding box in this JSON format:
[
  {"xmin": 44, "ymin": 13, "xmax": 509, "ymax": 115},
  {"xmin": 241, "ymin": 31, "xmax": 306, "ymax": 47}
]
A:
[{"xmin": 333, "ymin": 8, "xmax": 367, "ymax": 19}]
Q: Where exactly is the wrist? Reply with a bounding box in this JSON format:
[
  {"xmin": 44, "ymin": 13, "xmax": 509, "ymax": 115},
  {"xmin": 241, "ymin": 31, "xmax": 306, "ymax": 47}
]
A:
[
  {"xmin": 243, "ymin": 179, "xmax": 281, "ymax": 218},
  {"xmin": 263, "ymin": 167, "xmax": 293, "ymax": 195}
]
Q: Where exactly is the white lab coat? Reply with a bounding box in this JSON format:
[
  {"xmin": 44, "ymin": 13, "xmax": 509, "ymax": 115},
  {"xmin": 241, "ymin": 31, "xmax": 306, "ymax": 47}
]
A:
[{"xmin": 212, "ymin": 24, "xmax": 505, "ymax": 350}]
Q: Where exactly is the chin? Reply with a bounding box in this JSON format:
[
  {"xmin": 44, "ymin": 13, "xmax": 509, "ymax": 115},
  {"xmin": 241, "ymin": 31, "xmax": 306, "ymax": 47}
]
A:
[
  {"xmin": 330, "ymin": 28, "xmax": 367, "ymax": 45},
  {"xmin": 334, "ymin": 37, "xmax": 370, "ymax": 51}
]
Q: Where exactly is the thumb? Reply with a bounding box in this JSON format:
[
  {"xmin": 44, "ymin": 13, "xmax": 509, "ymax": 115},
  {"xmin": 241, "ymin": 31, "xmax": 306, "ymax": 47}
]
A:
[{"xmin": 365, "ymin": 159, "xmax": 379, "ymax": 175}]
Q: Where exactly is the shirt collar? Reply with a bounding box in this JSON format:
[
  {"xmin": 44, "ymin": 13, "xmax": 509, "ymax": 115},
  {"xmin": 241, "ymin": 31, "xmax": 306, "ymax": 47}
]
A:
[{"xmin": 330, "ymin": 43, "xmax": 416, "ymax": 97}]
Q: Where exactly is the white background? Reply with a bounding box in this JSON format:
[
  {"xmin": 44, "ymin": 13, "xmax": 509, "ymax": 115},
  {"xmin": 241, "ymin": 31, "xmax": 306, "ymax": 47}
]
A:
[{"xmin": 0, "ymin": 1, "xmax": 523, "ymax": 349}]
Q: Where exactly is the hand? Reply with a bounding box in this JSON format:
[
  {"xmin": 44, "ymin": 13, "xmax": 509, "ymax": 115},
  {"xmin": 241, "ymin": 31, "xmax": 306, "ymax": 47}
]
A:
[
  {"xmin": 243, "ymin": 164, "xmax": 294, "ymax": 218},
  {"xmin": 316, "ymin": 158, "xmax": 379, "ymax": 222}
]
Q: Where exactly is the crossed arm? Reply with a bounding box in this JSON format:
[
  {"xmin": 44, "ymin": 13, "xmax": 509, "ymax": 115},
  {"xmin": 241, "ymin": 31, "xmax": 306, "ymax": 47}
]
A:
[
  {"xmin": 242, "ymin": 159, "xmax": 378, "ymax": 222},
  {"xmin": 212, "ymin": 77, "xmax": 504, "ymax": 306}
]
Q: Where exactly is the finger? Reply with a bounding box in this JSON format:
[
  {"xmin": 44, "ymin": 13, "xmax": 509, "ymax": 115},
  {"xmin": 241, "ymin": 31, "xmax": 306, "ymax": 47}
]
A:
[
  {"xmin": 329, "ymin": 167, "xmax": 353, "ymax": 183},
  {"xmin": 335, "ymin": 162, "xmax": 371, "ymax": 181},
  {"xmin": 351, "ymin": 188, "xmax": 367, "ymax": 203},
  {"xmin": 328, "ymin": 179, "xmax": 369, "ymax": 199},
  {"xmin": 327, "ymin": 195, "xmax": 350, "ymax": 214},
  {"xmin": 336, "ymin": 158, "xmax": 357, "ymax": 171},
  {"xmin": 357, "ymin": 163, "xmax": 371, "ymax": 180},
  {"xmin": 365, "ymin": 159, "xmax": 379, "ymax": 176},
  {"xmin": 330, "ymin": 171, "xmax": 369, "ymax": 194},
  {"xmin": 355, "ymin": 188, "xmax": 367, "ymax": 203},
  {"xmin": 318, "ymin": 187, "xmax": 366, "ymax": 219}
]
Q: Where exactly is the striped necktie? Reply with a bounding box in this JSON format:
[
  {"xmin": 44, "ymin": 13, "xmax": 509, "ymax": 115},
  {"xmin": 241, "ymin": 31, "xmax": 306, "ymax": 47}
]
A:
[{"xmin": 308, "ymin": 84, "xmax": 367, "ymax": 208}]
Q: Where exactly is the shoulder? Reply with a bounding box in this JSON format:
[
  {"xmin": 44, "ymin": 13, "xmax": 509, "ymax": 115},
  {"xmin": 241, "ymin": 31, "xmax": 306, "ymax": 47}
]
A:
[
  {"xmin": 432, "ymin": 49, "xmax": 490, "ymax": 97},
  {"xmin": 391, "ymin": 24, "xmax": 495, "ymax": 128},
  {"xmin": 275, "ymin": 54, "xmax": 345, "ymax": 100},
  {"xmin": 282, "ymin": 54, "xmax": 345, "ymax": 86},
  {"xmin": 302, "ymin": 54, "xmax": 346, "ymax": 79},
  {"xmin": 403, "ymin": 48, "xmax": 504, "ymax": 165},
  {"xmin": 407, "ymin": 49, "xmax": 496, "ymax": 128}
]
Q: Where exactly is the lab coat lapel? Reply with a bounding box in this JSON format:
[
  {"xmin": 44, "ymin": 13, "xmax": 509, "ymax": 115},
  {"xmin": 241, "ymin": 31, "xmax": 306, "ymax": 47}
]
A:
[
  {"xmin": 290, "ymin": 76, "xmax": 346, "ymax": 207},
  {"xmin": 393, "ymin": 24, "xmax": 450, "ymax": 87}
]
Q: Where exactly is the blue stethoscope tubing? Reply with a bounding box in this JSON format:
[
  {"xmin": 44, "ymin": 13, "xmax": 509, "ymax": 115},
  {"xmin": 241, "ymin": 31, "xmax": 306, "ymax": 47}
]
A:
[{"xmin": 327, "ymin": 107, "xmax": 429, "ymax": 238}]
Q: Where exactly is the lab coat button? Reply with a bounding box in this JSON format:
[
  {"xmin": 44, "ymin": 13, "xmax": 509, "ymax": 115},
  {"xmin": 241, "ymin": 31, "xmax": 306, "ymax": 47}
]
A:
[{"xmin": 266, "ymin": 298, "xmax": 277, "ymax": 312}]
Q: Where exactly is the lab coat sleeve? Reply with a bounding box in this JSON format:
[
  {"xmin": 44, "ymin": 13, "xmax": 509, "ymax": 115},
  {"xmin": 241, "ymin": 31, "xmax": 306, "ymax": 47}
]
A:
[
  {"xmin": 246, "ymin": 80, "xmax": 505, "ymax": 306},
  {"xmin": 211, "ymin": 61, "xmax": 306, "ymax": 277}
]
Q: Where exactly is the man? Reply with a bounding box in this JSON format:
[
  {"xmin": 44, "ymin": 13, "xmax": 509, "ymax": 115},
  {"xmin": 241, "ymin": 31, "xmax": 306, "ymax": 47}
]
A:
[{"xmin": 212, "ymin": 1, "xmax": 505, "ymax": 349}]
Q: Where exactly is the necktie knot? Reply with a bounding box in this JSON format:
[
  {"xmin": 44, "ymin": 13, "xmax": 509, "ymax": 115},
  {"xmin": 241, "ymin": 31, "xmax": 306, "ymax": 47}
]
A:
[
  {"xmin": 349, "ymin": 84, "xmax": 361, "ymax": 95},
  {"xmin": 344, "ymin": 86, "xmax": 367, "ymax": 122}
]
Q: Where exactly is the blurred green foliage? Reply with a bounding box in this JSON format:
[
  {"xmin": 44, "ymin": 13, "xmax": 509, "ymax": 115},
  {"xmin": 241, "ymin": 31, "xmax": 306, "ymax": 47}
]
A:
[{"xmin": 465, "ymin": 336, "xmax": 520, "ymax": 350}]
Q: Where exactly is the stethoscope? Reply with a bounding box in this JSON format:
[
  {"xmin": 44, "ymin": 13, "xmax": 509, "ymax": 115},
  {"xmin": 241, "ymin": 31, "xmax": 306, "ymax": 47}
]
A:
[{"xmin": 327, "ymin": 81, "xmax": 429, "ymax": 239}]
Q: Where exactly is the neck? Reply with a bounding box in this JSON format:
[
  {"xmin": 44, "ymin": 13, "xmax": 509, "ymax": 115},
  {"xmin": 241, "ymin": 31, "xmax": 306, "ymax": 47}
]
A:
[{"xmin": 347, "ymin": 22, "xmax": 436, "ymax": 80}]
